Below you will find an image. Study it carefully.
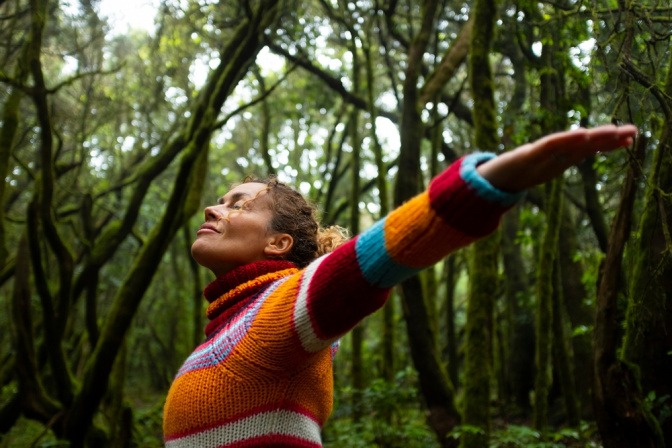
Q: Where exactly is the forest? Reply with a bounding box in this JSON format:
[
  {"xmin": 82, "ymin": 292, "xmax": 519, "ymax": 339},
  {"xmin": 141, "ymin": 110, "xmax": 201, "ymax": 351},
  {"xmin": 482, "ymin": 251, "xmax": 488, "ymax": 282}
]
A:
[{"xmin": 0, "ymin": 0, "xmax": 671, "ymax": 447}]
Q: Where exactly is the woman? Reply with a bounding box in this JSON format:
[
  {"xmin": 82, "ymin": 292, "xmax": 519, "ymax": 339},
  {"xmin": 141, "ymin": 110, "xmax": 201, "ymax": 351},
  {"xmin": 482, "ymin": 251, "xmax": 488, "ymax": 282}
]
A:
[{"xmin": 163, "ymin": 125, "xmax": 637, "ymax": 447}]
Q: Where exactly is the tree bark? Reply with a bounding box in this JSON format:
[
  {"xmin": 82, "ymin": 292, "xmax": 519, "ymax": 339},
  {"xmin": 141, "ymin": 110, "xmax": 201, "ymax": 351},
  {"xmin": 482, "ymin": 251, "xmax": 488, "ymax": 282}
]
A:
[
  {"xmin": 460, "ymin": 0, "xmax": 501, "ymax": 446},
  {"xmin": 551, "ymin": 257, "xmax": 579, "ymax": 426},
  {"xmin": 500, "ymin": 209, "xmax": 535, "ymax": 416},
  {"xmin": 394, "ymin": 1, "xmax": 461, "ymax": 446},
  {"xmin": 533, "ymin": 179, "xmax": 562, "ymax": 432},
  {"xmin": 444, "ymin": 255, "xmax": 460, "ymax": 389},
  {"xmin": 11, "ymin": 233, "xmax": 60, "ymax": 421},
  {"xmin": 617, "ymin": 14, "xmax": 672, "ymax": 443},
  {"xmin": 554, "ymin": 206, "xmax": 599, "ymax": 421},
  {"xmin": 578, "ymin": 156, "xmax": 609, "ymax": 253},
  {"xmin": 622, "ymin": 125, "xmax": 672, "ymax": 445},
  {"xmin": 349, "ymin": 33, "xmax": 364, "ymax": 421},
  {"xmin": 593, "ymin": 134, "xmax": 664, "ymax": 448}
]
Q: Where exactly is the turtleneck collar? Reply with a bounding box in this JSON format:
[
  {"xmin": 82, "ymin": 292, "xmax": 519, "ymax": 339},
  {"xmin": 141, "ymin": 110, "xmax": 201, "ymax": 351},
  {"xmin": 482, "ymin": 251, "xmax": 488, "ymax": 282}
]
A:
[{"xmin": 203, "ymin": 260, "xmax": 299, "ymax": 337}]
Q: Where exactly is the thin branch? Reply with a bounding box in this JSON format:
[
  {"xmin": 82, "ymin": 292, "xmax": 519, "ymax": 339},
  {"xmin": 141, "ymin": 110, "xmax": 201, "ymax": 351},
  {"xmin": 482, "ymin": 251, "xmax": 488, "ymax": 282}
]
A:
[
  {"xmin": 46, "ymin": 64, "xmax": 124, "ymax": 94},
  {"xmin": 211, "ymin": 64, "xmax": 297, "ymax": 130},
  {"xmin": 620, "ymin": 57, "xmax": 672, "ymax": 120}
]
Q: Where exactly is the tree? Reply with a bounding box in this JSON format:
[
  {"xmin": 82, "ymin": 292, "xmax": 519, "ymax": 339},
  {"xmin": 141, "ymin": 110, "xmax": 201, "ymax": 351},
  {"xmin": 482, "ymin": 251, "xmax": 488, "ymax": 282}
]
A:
[
  {"xmin": 460, "ymin": 0, "xmax": 499, "ymax": 445},
  {"xmin": 2, "ymin": 0, "xmax": 285, "ymax": 444}
]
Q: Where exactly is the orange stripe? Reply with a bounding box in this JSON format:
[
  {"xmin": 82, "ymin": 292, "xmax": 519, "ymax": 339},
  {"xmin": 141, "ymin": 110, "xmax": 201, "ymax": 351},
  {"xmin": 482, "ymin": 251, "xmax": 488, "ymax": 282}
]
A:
[{"xmin": 384, "ymin": 193, "xmax": 471, "ymax": 267}]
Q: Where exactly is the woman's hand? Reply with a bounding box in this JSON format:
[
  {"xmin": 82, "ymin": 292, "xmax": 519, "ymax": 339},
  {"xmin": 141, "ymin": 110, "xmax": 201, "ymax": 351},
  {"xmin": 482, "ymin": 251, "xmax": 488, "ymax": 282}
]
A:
[{"xmin": 476, "ymin": 124, "xmax": 638, "ymax": 192}]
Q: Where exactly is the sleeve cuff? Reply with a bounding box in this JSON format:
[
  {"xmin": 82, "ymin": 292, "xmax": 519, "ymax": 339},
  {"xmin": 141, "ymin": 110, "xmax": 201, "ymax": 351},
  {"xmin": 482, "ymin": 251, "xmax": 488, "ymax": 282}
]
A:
[{"xmin": 460, "ymin": 152, "xmax": 526, "ymax": 207}]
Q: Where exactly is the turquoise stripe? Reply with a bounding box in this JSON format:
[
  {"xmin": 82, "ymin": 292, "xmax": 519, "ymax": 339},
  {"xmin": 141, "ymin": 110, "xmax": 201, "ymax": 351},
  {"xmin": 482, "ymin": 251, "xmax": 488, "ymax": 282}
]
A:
[
  {"xmin": 460, "ymin": 153, "xmax": 526, "ymax": 206},
  {"xmin": 355, "ymin": 219, "xmax": 420, "ymax": 288}
]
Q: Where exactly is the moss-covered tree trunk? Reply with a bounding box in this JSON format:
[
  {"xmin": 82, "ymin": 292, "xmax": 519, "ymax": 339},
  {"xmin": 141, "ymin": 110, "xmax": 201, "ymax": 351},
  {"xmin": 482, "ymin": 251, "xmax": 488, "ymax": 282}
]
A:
[
  {"xmin": 497, "ymin": 16, "xmax": 535, "ymax": 419},
  {"xmin": 557, "ymin": 204, "xmax": 594, "ymax": 418},
  {"xmin": 461, "ymin": 235, "xmax": 498, "ymax": 448},
  {"xmin": 533, "ymin": 179, "xmax": 562, "ymax": 432},
  {"xmin": 364, "ymin": 33, "xmax": 395, "ymax": 420},
  {"xmin": 252, "ymin": 67, "xmax": 276, "ymax": 177},
  {"xmin": 529, "ymin": 3, "xmax": 572, "ymax": 432},
  {"xmin": 500, "ymin": 210, "xmax": 535, "ymax": 416},
  {"xmin": 551, "ymin": 257, "xmax": 579, "ymax": 426},
  {"xmin": 444, "ymin": 255, "xmax": 460, "ymax": 389},
  {"xmin": 0, "ymin": 40, "xmax": 30, "ymax": 270},
  {"xmin": 593, "ymin": 132, "xmax": 664, "ymax": 448},
  {"xmin": 10, "ymin": 233, "xmax": 60, "ymax": 422},
  {"xmin": 394, "ymin": 1, "xmax": 461, "ymax": 446},
  {"xmin": 622, "ymin": 117, "xmax": 672, "ymax": 445},
  {"xmin": 183, "ymin": 223, "xmax": 203, "ymax": 349},
  {"xmin": 349, "ymin": 35, "xmax": 364, "ymax": 421},
  {"xmin": 460, "ymin": 0, "xmax": 499, "ymax": 446}
]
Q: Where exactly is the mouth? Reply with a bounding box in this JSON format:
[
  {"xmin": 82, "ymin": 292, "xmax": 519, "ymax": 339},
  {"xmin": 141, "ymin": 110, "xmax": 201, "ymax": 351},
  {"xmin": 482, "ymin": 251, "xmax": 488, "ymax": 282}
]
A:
[{"xmin": 197, "ymin": 223, "xmax": 220, "ymax": 235}]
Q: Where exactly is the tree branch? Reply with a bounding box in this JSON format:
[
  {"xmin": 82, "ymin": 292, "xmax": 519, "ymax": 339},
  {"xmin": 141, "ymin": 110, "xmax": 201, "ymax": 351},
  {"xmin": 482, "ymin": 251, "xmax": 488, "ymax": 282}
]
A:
[{"xmin": 419, "ymin": 17, "xmax": 474, "ymax": 106}]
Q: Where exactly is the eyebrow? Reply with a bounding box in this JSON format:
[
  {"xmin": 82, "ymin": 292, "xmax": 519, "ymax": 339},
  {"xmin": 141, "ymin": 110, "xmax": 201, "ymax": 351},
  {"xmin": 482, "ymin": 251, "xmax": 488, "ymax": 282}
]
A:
[{"xmin": 217, "ymin": 192, "xmax": 250, "ymax": 205}]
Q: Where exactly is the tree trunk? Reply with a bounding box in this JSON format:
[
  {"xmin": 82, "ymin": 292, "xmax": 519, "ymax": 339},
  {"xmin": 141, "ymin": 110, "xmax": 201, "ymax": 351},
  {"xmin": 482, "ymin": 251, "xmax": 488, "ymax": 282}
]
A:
[
  {"xmin": 551, "ymin": 257, "xmax": 579, "ymax": 426},
  {"xmin": 558, "ymin": 205, "xmax": 594, "ymax": 417},
  {"xmin": 578, "ymin": 156, "xmax": 609, "ymax": 253},
  {"xmin": 533, "ymin": 179, "xmax": 562, "ymax": 432},
  {"xmin": 252, "ymin": 67, "xmax": 276, "ymax": 176},
  {"xmin": 11, "ymin": 233, "xmax": 60, "ymax": 421},
  {"xmin": 500, "ymin": 209, "xmax": 535, "ymax": 416},
  {"xmin": 395, "ymin": 1, "xmax": 461, "ymax": 445},
  {"xmin": 365, "ymin": 36, "xmax": 394, "ymax": 387},
  {"xmin": 399, "ymin": 277, "xmax": 461, "ymax": 446},
  {"xmin": 349, "ymin": 48, "xmax": 365, "ymax": 422},
  {"xmin": 593, "ymin": 135, "xmax": 664, "ymax": 448},
  {"xmin": 622, "ymin": 124, "xmax": 672, "ymax": 445},
  {"xmin": 462, "ymin": 234, "xmax": 498, "ymax": 448},
  {"xmin": 460, "ymin": 0, "xmax": 499, "ymax": 445},
  {"xmin": 444, "ymin": 255, "xmax": 459, "ymax": 389}
]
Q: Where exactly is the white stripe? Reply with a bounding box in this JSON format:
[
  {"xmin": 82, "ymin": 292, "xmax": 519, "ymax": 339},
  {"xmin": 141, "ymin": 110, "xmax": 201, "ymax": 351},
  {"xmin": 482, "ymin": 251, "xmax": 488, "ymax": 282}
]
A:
[
  {"xmin": 166, "ymin": 409, "xmax": 322, "ymax": 448},
  {"xmin": 293, "ymin": 255, "xmax": 328, "ymax": 353}
]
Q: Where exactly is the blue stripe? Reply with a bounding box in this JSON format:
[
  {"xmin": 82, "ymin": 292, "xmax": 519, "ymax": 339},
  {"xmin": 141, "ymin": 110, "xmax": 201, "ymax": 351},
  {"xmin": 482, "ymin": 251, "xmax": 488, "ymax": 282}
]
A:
[
  {"xmin": 460, "ymin": 153, "xmax": 526, "ymax": 206},
  {"xmin": 355, "ymin": 219, "xmax": 420, "ymax": 288}
]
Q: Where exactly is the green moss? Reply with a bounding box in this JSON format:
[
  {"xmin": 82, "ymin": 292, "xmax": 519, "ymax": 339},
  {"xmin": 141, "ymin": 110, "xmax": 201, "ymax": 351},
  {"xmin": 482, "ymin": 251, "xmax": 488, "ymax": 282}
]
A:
[{"xmin": 0, "ymin": 417, "xmax": 69, "ymax": 448}]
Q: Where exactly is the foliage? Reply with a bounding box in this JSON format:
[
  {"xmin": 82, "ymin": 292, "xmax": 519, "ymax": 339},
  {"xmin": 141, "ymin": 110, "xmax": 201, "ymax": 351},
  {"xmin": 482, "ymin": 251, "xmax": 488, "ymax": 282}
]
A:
[
  {"xmin": 324, "ymin": 368, "xmax": 439, "ymax": 448},
  {"xmin": 488, "ymin": 421, "xmax": 600, "ymax": 448},
  {"xmin": 0, "ymin": 417, "xmax": 68, "ymax": 448}
]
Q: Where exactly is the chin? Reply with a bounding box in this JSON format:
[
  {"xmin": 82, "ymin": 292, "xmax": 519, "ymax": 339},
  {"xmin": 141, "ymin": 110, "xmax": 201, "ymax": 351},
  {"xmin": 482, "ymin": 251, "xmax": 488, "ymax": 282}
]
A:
[{"xmin": 190, "ymin": 240, "xmax": 210, "ymax": 265}]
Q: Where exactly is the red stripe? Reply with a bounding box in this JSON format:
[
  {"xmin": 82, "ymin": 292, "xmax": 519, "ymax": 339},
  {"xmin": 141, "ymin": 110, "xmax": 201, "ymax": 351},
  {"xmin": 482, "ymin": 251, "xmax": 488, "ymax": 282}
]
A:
[
  {"xmin": 217, "ymin": 434, "xmax": 322, "ymax": 448},
  {"xmin": 304, "ymin": 239, "xmax": 390, "ymax": 340},
  {"xmin": 428, "ymin": 158, "xmax": 507, "ymax": 237}
]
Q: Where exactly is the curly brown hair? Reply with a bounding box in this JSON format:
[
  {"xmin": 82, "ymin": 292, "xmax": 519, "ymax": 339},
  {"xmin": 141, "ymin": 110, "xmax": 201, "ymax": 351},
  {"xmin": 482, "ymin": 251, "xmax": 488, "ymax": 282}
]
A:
[{"xmin": 242, "ymin": 177, "xmax": 349, "ymax": 267}]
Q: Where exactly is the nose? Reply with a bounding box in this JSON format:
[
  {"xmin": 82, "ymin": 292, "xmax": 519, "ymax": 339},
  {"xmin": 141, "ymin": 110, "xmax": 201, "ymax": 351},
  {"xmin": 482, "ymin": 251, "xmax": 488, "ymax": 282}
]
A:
[{"xmin": 204, "ymin": 205, "xmax": 222, "ymax": 222}]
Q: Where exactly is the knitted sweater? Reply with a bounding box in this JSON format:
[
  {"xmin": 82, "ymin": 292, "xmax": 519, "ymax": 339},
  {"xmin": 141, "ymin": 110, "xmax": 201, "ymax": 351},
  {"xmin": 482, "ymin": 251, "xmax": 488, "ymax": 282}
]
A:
[{"xmin": 163, "ymin": 154, "xmax": 522, "ymax": 447}]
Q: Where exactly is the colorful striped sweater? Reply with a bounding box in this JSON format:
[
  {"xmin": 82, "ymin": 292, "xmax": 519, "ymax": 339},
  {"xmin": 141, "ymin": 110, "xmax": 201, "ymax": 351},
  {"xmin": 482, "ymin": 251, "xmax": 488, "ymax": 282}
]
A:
[{"xmin": 163, "ymin": 154, "xmax": 523, "ymax": 447}]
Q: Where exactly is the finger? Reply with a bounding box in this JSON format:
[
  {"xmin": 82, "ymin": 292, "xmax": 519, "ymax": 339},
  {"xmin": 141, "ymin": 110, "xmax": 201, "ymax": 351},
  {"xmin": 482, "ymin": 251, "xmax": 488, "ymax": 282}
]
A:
[
  {"xmin": 533, "ymin": 125, "xmax": 636, "ymax": 161},
  {"xmin": 584, "ymin": 124, "xmax": 637, "ymax": 151}
]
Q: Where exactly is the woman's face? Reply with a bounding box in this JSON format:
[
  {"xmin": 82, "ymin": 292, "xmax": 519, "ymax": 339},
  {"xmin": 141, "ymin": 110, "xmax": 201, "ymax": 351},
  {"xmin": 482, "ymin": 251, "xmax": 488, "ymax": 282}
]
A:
[{"xmin": 191, "ymin": 182, "xmax": 292, "ymax": 276}]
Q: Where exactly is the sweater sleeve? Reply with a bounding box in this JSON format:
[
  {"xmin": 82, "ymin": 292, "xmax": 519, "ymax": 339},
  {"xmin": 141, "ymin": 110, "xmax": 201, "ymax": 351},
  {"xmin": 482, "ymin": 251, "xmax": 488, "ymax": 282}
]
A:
[{"xmin": 289, "ymin": 153, "xmax": 523, "ymax": 354}]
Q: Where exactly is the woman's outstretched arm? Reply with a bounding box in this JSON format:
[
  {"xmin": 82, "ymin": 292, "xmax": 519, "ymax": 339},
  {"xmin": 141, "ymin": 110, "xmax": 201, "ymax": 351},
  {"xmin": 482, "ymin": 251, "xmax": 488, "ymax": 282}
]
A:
[
  {"xmin": 266, "ymin": 124, "xmax": 638, "ymax": 359},
  {"xmin": 477, "ymin": 124, "xmax": 638, "ymax": 192}
]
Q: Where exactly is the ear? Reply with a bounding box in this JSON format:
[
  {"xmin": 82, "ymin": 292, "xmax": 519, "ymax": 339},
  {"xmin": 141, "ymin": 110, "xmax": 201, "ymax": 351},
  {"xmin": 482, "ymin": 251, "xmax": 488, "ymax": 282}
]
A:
[{"xmin": 264, "ymin": 233, "xmax": 294, "ymax": 258}]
